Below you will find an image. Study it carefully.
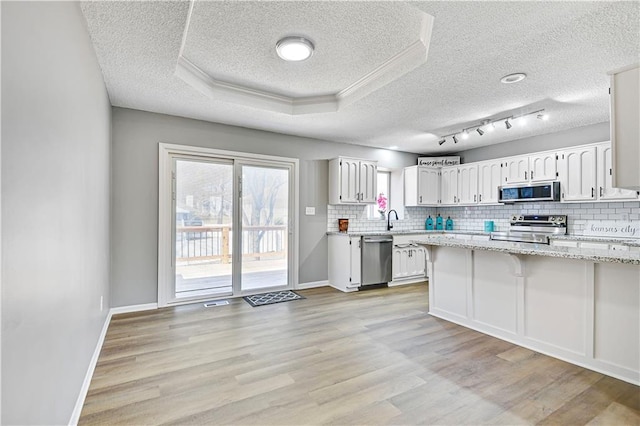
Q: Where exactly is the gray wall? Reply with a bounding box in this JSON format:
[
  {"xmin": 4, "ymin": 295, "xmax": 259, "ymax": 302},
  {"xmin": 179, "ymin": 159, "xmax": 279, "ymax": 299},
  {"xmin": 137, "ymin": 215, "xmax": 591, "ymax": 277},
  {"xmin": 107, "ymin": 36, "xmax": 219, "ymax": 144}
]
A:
[
  {"xmin": 456, "ymin": 122, "xmax": 610, "ymax": 163},
  {"xmin": 1, "ymin": 2, "xmax": 111, "ymax": 424},
  {"xmin": 111, "ymin": 108, "xmax": 418, "ymax": 307}
]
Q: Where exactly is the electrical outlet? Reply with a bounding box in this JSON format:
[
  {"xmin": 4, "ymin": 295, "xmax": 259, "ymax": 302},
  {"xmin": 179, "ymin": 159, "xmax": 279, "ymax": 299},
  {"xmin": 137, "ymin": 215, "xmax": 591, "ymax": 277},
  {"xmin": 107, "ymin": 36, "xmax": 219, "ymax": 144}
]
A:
[
  {"xmin": 100, "ymin": 295, "xmax": 104, "ymax": 311},
  {"xmin": 305, "ymin": 206, "xmax": 316, "ymax": 215}
]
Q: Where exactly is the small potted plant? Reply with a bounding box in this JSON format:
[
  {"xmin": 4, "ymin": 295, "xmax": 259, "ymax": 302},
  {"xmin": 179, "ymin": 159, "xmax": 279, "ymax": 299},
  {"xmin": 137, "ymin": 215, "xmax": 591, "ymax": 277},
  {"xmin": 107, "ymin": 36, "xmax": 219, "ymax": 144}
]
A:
[{"xmin": 377, "ymin": 193, "xmax": 387, "ymax": 219}]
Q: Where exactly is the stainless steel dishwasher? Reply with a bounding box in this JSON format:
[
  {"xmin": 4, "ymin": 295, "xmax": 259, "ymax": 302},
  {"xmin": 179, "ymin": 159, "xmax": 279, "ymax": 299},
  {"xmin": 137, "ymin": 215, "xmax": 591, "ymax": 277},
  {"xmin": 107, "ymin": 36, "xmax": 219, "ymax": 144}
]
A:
[{"xmin": 361, "ymin": 236, "xmax": 393, "ymax": 287}]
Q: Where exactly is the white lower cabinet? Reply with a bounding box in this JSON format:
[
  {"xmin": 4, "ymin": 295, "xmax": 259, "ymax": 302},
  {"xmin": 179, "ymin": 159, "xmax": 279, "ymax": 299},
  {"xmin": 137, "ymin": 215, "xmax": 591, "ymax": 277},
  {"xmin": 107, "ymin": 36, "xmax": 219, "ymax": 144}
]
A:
[
  {"xmin": 328, "ymin": 235, "xmax": 361, "ymax": 292},
  {"xmin": 391, "ymin": 235, "xmax": 427, "ymax": 285}
]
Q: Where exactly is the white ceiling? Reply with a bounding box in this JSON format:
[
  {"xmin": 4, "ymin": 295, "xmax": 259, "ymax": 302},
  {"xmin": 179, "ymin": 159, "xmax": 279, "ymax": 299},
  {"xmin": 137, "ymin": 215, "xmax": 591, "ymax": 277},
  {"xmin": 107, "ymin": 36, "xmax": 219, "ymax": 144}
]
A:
[{"xmin": 80, "ymin": 1, "xmax": 640, "ymax": 154}]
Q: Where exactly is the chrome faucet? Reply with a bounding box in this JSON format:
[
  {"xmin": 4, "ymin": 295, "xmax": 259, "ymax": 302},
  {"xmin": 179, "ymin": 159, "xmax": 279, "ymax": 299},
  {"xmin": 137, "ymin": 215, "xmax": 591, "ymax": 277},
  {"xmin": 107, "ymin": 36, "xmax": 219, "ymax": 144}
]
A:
[{"xmin": 387, "ymin": 209, "xmax": 399, "ymax": 231}]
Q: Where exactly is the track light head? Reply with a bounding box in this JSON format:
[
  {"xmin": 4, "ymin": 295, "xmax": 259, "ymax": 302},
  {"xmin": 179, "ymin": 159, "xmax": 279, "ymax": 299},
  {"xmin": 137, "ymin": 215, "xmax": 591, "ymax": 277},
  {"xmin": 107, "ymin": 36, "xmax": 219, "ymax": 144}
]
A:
[
  {"xmin": 477, "ymin": 128, "xmax": 484, "ymax": 136},
  {"xmin": 453, "ymin": 135, "xmax": 459, "ymax": 144},
  {"xmin": 505, "ymin": 119, "xmax": 512, "ymax": 129},
  {"xmin": 461, "ymin": 130, "xmax": 469, "ymax": 140},
  {"xmin": 438, "ymin": 138, "xmax": 446, "ymax": 146},
  {"xmin": 537, "ymin": 113, "xmax": 549, "ymax": 121}
]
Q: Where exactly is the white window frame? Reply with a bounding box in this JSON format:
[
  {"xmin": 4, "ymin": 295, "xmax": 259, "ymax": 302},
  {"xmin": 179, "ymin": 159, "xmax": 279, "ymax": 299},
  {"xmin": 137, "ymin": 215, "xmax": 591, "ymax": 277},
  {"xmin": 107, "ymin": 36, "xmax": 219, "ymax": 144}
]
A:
[
  {"xmin": 368, "ymin": 169, "xmax": 391, "ymax": 220},
  {"xmin": 158, "ymin": 143, "xmax": 299, "ymax": 307}
]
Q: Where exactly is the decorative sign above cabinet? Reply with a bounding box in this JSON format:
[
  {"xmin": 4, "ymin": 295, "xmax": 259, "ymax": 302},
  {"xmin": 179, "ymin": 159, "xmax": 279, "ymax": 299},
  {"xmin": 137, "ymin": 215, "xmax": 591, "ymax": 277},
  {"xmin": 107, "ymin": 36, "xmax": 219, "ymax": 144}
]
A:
[{"xmin": 418, "ymin": 156, "xmax": 460, "ymax": 167}]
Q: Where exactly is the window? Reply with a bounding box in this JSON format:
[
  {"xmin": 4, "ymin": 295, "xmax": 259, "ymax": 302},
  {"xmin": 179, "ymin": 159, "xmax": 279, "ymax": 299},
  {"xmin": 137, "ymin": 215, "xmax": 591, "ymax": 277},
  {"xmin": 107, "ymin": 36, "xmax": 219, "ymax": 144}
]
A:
[{"xmin": 368, "ymin": 171, "xmax": 391, "ymax": 219}]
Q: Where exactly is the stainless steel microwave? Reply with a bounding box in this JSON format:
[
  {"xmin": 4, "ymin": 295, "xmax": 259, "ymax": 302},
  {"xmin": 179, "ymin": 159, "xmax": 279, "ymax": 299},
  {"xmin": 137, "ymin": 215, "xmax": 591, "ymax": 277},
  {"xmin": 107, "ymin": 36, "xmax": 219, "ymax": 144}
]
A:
[{"xmin": 498, "ymin": 181, "xmax": 561, "ymax": 203}]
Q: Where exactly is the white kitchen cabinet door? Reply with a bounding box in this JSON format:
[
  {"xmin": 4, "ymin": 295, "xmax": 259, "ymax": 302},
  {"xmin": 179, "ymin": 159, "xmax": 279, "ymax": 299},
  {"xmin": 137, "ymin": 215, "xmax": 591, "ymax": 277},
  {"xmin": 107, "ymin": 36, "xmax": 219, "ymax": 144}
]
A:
[
  {"xmin": 502, "ymin": 156, "xmax": 529, "ymax": 185},
  {"xmin": 392, "ymin": 247, "xmax": 410, "ymax": 279},
  {"xmin": 530, "ymin": 152, "xmax": 557, "ymax": 182},
  {"xmin": 409, "ymin": 247, "xmax": 426, "ymax": 277},
  {"xmin": 440, "ymin": 166, "xmax": 459, "ymax": 205},
  {"xmin": 350, "ymin": 237, "xmax": 361, "ymax": 286},
  {"xmin": 558, "ymin": 146, "xmax": 597, "ymax": 201},
  {"xmin": 418, "ymin": 167, "xmax": 440, "ymax": 205},
  {"xmin": 458, "ymin": 164, "xmax": 478, "ymax": 204},
  {"xmin": 478, "ymin": 160, "xmax": 502, "ymax": 204},
  {"xmin": 597, "ymin": 144, "xmax": 639, "ymax": 200},
  {"xmin": 335, "ymin": 158, "xmax": 359, "ymax": 203},
  {"xmin": 359, "ymin": 161, "xmax": 378, "ymax": 203},
  {"xmin": 610, "ymin": 65, "xmax": 640, "ymax": 190}
]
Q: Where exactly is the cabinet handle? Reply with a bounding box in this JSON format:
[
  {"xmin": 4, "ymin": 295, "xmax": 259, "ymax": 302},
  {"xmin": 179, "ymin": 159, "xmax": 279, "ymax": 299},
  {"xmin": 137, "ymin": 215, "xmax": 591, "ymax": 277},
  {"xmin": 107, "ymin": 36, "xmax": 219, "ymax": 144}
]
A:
[
  {"xmin": 525, "ymin": 171, "xmax": 528, "ymax": 180},
  {"xmin": 531, "ymin": 172, "xmax": 534, "ymax": 180},
  {"xmin": 479, "ymin": 194, "xmax": 482, "ymax": 202},
  {"xmin": 474, "ymin": 194, "xmax": 477, "ymax": 202},
  {"xmin": 419, "ymin": 195, "xmax": 422, "ymax": 203},
  {"xmin": 591, "ymin": 187, "xmax": 595, "ymax": 197},
  {"xmin": 599, "ymin": 187, "xmax": 603, "ymax": 197}
]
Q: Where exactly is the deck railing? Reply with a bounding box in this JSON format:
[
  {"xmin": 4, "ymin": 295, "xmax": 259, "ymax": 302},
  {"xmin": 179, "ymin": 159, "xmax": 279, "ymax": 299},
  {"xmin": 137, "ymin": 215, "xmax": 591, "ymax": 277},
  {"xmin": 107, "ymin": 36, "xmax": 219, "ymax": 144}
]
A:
[{"xmin": 176, "ymin": 225, "xmax": 287, "ymax": 263}]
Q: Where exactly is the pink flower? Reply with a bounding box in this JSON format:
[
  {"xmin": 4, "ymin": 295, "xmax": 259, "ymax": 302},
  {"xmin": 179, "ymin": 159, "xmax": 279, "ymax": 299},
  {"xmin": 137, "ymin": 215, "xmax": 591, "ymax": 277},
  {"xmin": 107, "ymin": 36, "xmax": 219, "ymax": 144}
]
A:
[{"xmin": 377, "ymin": 193, "xmax": 387, "ymax": 212}]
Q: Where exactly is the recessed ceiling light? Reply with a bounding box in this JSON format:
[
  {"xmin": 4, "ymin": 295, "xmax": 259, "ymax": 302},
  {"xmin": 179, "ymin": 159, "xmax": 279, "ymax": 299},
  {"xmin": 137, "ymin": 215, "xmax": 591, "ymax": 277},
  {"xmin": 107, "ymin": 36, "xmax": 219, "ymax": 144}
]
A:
[
  {"xmin": 276, "ymin": 37, "xmax": 314, "ymax": 62},
  {"xmin": 500, "ymin": 73, "xmax": 527, "ymax": 84}
]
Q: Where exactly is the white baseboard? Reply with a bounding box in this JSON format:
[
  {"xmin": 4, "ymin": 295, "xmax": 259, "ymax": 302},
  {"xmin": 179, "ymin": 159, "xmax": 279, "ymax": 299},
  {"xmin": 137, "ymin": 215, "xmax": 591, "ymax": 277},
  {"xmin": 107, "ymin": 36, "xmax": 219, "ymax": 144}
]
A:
[
  {"xmin": 110, "ymin": 303, "xmax": 158, "ymax": 315},
  {"xmin": 68, "ymin": 302, "xmax": 157, "ymax": 424},
  {"xmin": 296, "ymin": 280, "xmax": 329, "ymax": 290},
  {"xmin": 68, "ymin": 310, "xmax": 112, "ymax": 426}
]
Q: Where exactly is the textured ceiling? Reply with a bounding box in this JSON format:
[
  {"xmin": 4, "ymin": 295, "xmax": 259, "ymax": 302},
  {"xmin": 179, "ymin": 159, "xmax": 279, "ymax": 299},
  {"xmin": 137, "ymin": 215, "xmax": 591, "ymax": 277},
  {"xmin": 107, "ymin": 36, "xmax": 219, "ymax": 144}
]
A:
[{"xmin": 80, "ymin": 1, "xmax": 640, "ymax": 154}]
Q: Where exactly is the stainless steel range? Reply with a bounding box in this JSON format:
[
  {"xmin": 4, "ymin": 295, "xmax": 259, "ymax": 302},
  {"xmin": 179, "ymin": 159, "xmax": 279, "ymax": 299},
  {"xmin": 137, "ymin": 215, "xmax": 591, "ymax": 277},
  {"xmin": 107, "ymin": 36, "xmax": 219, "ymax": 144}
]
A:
[{"xmin": 490, "ymin": 215, "xmax": 567, "ymax": 244}]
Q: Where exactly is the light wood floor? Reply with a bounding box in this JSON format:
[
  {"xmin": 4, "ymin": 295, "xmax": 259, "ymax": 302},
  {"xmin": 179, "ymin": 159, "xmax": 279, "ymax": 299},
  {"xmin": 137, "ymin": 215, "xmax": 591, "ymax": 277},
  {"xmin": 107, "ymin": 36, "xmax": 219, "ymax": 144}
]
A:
[{"xmin": 80, "ymin": 284, "xmax": 640, "ymax": 425}]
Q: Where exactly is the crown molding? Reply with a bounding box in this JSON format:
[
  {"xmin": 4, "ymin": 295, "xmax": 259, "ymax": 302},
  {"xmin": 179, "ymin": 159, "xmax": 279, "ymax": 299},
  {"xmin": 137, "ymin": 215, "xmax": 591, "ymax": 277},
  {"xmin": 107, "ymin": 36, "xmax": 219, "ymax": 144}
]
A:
[{"xmin": 175, "ymin": 1, "xmax": 434, "ymax": 115}]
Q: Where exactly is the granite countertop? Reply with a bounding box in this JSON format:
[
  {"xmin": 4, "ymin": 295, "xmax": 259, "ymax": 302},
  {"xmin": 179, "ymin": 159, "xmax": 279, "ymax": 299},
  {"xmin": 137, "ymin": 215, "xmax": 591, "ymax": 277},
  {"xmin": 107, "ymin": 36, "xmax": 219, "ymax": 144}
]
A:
[
  {"xmin": 551, "ymin": 234, "xmax": 640, "ymax": 247},
  {"xmin": 412, "ymin": 235, "xmax": 640, "ymax": 265}
]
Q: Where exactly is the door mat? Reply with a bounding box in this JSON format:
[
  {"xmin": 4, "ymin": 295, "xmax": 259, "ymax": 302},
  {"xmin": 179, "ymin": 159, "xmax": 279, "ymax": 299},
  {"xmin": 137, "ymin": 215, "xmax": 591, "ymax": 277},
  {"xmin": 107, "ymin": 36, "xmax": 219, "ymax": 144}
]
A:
[{"xmin": 243, "ymin": 290, "xmax": 305, "ymax": 307}]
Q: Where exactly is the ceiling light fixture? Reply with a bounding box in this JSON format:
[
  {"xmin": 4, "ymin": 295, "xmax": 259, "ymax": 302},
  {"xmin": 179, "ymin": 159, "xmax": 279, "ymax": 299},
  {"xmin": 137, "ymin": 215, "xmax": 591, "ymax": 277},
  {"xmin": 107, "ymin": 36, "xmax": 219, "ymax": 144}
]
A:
[
  {"xmin": 276, "ymin": 36, "xmax": 314, "ymax": 62},
  {"xmin": 500, "ymin": 73, "xmax": 527, "ymax": 84},
  {"xmin": 389, "ymin": 145, "xmax": 399, "ymax": 150},
  {"xmin": 434, "ymin": 109, "xmax": 547, "ymax": 146}
]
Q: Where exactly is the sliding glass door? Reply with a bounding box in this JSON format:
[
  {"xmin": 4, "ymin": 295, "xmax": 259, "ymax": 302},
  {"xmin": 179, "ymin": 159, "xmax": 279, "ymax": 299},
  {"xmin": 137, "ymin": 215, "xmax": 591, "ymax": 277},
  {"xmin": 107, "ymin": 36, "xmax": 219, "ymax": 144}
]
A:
[
  {"xmin": 238, "ymin": 164, "xmax": 290, "ymax": 292},
  {"xmin": 174, "ymin": 158, "xmax": 234, "ymax": 300},
  {"xmin": 160, "ymin": 148, "xmax": 296, "ymax": 306}
]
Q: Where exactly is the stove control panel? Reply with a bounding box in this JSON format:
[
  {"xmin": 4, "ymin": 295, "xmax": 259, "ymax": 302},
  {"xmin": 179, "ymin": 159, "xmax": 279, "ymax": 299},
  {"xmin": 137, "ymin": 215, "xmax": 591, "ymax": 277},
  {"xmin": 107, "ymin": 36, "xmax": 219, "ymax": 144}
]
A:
[{"xmin": 510, "ymin": 215, "xmax": 567, "ymax": 226}]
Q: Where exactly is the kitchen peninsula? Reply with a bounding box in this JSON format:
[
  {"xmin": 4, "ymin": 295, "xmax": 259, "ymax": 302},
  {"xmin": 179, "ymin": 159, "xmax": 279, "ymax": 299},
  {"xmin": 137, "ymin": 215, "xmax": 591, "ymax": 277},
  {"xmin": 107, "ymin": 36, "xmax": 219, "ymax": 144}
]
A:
[{"xmin": 415, "ymin": 235, "xmax": 640, "ymax": 385}]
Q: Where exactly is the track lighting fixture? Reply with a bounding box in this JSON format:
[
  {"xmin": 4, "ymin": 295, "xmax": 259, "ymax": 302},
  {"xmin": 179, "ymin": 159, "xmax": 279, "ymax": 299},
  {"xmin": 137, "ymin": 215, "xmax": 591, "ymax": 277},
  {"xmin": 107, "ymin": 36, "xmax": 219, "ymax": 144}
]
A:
[{"xmin": 434, "ymin": 109, "xmax": 546, "ymax": 146}]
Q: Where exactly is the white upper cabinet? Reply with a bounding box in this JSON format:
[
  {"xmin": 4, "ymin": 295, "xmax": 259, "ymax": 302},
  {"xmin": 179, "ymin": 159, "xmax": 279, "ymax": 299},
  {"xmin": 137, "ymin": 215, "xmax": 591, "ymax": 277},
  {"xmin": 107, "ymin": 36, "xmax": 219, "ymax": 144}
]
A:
[
  {"xmin": 502, "ymin": 152, "xmax": 557, "ymax": 185},
  {"xmin": 457, "ymin": 164, "xmax": 479, "ymax": 204},
  {"xmin": 359, "ymin": 160, "xmax": 377, "ymax": 203},
  {"xmin": 502, "ymin": 156, "xmax": 530, "ymax": 185},
  {"xmin": 478, "ymin": 160, "xmax": 502, "ymax": 204},
  {"xmin": 597, "ymin": 143, "xmax": 639, "ymax": 201},
  {"xmin": 610, "ymin": 65, "xmax": 640, "ymax": 190},
  {"xmin": 558, "ymin": 146, "xmax": 597, "ymax": 201},
  {"xmin": 329, "ymin": 157, "xmax": 377, "ymax": 204},
  {"xmin": 440, "ymin": 166, "xmax": 459, "ymax": 205},
  {"xmin": 404, "ymin": 166, "xmax": 440, "ymax": 206},
  {"xmin": 529, "ymin": 152, "xmax": 558, "ymax": 182}
]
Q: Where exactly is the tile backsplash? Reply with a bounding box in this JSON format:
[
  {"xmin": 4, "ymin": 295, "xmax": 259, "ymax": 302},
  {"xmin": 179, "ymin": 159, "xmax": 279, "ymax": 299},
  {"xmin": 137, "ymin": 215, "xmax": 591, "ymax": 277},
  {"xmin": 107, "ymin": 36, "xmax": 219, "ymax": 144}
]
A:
[
  {"xmin": 328, "ymin": 202, "xmax": 640, "ymax": 236},
  {"xmin": 327, "ymin": 205, "xmax": 436, "ymax": 233}
]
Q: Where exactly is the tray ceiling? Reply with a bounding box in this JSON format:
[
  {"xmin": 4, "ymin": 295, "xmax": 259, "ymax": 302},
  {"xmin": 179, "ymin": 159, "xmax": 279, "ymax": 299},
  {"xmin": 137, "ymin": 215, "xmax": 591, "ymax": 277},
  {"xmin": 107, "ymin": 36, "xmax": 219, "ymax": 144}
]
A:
[{"xmin": 80, "ymin": 1, "xmax": 640, "ymax": 154}]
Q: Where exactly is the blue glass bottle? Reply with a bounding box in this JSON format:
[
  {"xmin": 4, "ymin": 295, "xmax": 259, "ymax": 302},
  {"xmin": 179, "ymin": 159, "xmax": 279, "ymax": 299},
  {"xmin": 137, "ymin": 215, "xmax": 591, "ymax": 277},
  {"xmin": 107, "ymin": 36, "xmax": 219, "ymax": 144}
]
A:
[
  {"xmin": 445, "ymin": 216, "xmax": 454, "ymax": 230},
  {"xmin": 435, "ymin": 214, "xmax": 444, "ymax": 230},
  {"xmin": 425, "ymin": 215, "xmax": 434, "ymax": 230}
]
